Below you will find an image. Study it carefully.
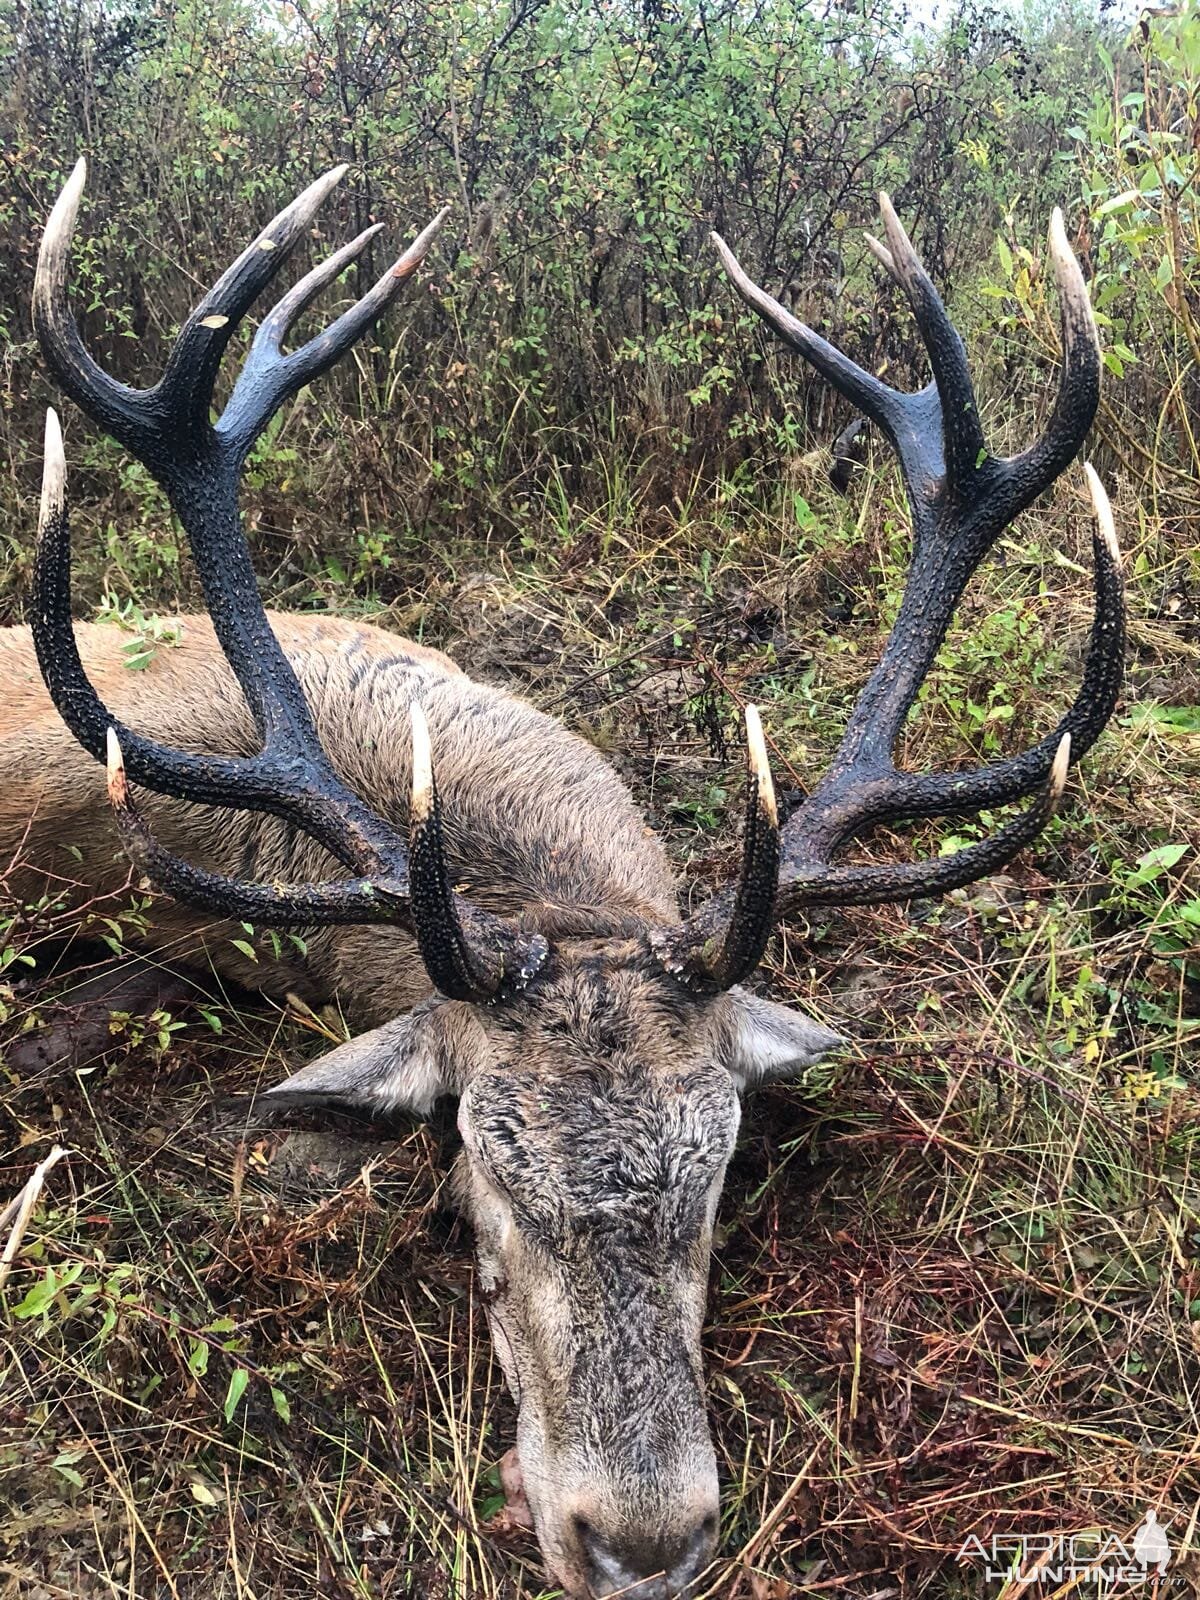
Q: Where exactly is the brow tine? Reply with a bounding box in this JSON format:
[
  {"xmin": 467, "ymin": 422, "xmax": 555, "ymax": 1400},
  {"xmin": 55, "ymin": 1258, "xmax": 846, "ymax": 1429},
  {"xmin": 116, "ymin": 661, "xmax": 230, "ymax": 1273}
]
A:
[{"xmin": 105, "ymin": 731, "xmax": 409, "ymax": 927}]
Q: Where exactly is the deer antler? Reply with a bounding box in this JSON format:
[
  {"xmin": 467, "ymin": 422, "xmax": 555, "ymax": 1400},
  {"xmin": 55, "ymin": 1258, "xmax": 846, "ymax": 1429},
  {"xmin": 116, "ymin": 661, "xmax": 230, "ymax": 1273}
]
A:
[
  {"xmin": 656, "ymin": 197, "xmax": 1124, "ymax": 989},
  {"xmin": 33, "ymin": 161, "xmax": 547, "ymax": 1002}
]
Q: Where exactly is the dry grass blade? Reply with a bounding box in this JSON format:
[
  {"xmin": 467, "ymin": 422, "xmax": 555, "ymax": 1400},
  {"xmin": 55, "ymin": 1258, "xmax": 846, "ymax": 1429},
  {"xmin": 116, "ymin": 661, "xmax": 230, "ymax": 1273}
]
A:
[{"xmin": 0, "ymin": 1143, "xmax": 68, "ymax": 1290}]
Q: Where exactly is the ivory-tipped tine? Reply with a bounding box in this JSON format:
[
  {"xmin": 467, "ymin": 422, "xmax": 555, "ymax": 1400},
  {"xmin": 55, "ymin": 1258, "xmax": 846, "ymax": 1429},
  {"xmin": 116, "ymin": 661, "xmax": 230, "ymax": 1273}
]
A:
[
  {"xmin": 254, "ymin": 224, "xmax": 386, "ymax": 352},
  {"xmin": 39, "ymin": 408, "xmax": 66, "ymax": 533},
  {"xmin": 863, "ymin": 232, "xmax": 898, "ymax": 281},
  {"xmin": 33, "ymin": 159, "xmax": 87, "ymax": 315},
  {"xmin": 410, "ymin": 700, "xmax": 434, "ymax": 823},
  {"xmin": 1048, "ymin": 732, "xmax": 1072, "ymax": 804},
  {"xmin": 1048, "ymin": 205, "xmax": 1101, "ymax": 358},
  {"xmin": 394, "ymin": 204, "xmax": 452, "ymax": 279},
  {"xmin": 744, "ymin": 704, "xmax": 777, "ymax": 825},
  {"xmin": 1083, "ymin": 462, "xmax": 1120, "ymax": 565},
  {"xmin": 877, "ymin": 191, "xmax": 921, "ymax": 282},
  {"xmin": 106, "ymin": 726, "xmax": 128, "ymax": 810},
  {"xmin": 249, "ymin": 163, "xmax": 349, "ymax": 258},
  {"xmin": 649, "ymin": 704, "xmax": 781, "ymax": 990}
]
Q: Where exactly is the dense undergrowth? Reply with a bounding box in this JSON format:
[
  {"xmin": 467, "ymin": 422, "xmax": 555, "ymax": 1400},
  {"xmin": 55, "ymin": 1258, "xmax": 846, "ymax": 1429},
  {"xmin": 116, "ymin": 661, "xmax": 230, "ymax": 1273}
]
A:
[{"xmin": 2, "ymin": 0, "xmax": 1199, "ymax": 1596}]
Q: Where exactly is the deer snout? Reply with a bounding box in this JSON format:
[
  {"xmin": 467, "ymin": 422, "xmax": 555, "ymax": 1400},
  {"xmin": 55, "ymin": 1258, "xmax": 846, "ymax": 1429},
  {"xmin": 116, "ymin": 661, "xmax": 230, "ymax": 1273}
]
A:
[{"xmin": 569, "ymin": 1506, "xmax": 717, "ymax": 1598}]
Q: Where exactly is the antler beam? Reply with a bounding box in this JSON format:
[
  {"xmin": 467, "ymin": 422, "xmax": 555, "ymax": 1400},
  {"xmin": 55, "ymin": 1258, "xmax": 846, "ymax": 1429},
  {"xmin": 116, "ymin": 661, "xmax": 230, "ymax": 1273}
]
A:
[
  {"xmin": 32, "ymin": 162, "xmax": 546, "ymax": 1001},
  {"xmin": 659, "ymin": 196, "xmax": 1123, "ymax": 988}
]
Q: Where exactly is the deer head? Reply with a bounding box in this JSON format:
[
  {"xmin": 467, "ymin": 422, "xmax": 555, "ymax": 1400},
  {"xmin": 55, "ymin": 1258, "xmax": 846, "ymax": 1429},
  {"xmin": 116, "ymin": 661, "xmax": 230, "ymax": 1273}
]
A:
[{"xmin": 32, "ymin": 167, "xmax": 1122, "ymax": 1598}]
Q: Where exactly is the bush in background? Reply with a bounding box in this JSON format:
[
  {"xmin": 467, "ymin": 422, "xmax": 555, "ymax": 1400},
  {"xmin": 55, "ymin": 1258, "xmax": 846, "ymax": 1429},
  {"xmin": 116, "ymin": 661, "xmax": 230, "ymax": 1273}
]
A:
[{"xmin": 0, "ymin": 0, "xmax": 1155, "ymax": 601}]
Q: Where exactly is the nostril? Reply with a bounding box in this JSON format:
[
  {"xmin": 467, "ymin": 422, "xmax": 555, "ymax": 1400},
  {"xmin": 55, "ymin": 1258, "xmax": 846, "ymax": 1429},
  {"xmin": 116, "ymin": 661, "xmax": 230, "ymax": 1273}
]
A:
[
  {"xmin": 690, "ymin": 1513, "xmax": 716, "ymax": 1547},
  {"xmin": 578, "ymin": 1523, "xmax": 626, "ymax": 1575},
  {"xmin": 680, "ymin": 1513, "xmax": 718, "ymax": 1577},
  {"xmin": 576, "ymin": 1512, "xmax": 716, "ymax": 1597},
  {"xmin": 579, "ymin": 1526, "xmax": 657, "ymax": 1595},
  {"xmin": 673, "ymin": 1513, "xmax": 717, "ymax": 1584}
]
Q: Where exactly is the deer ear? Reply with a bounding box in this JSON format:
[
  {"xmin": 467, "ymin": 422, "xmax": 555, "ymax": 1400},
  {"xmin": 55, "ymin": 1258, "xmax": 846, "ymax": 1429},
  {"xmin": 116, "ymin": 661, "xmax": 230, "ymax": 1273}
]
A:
[
  {"xmin": 265, "ymin": 999, "xmax": 479, "ymax": 1120},
  {"xmin": 720, "ymin": 988, "xmax": 844, "ymax": 1090}
]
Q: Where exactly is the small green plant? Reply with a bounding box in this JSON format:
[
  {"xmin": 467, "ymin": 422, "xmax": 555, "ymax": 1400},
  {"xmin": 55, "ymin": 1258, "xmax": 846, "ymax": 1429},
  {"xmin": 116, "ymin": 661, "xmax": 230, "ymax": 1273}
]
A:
[
  {"xmin": 229, "ymin": 923, "xmax": 308, "ymax": 967},
  {"xmin": 1102, "ymin": 841, "xmax": 1200, "ymax": 977},
  {"xmin": 94, "ymin": 592, "xmax": 184, "ymax": 671},
  {"xmin": 107, "ymin": 1005, "xmax": 187, "ymax": 1058}
]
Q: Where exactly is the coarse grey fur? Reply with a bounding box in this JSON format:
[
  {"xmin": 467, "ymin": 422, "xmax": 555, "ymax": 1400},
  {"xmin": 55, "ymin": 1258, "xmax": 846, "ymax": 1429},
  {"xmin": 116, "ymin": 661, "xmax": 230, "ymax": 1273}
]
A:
[{"xmin": 1, "ymin": 610, "xmax": 841, "ymax": 1598}]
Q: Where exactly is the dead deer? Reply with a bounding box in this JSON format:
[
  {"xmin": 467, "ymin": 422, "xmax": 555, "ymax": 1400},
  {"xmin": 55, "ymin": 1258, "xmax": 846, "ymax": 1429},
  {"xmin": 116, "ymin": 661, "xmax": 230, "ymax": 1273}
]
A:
[{"xmin": 2, "ymin": 162, "xmax": 1123, "ymax": 1599}]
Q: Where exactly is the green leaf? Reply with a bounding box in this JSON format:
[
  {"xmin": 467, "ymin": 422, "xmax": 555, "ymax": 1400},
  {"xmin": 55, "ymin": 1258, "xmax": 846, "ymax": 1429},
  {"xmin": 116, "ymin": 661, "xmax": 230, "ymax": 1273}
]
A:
[
  {"xmin": 10, "ymin": 1263, "xmax": 84, "ymax": 1319},
  {"xmin": 1124, "ymin": 842, "xmax": 1189, "ymax": 889},
  {"xmin": 1095, "ymin": 189, "xmax": 1142, "ymax": 217},
  {"xmin": 270, "ymin": 1386, "xmax": 291, "ymax": 1424},
  {"xmin": 230, "ymin": 939, "xmax": 258, "ymax": 963},
  {"xmin": 10, "ymin": 1269, "xmax": 60, "ymax": 1320},
  {"xmin": 1140, "ymin": 842, "xmax": 1189, "ymax": 870},
  {"xmin": 1127, "ymin": 703, "xmax": 1200, "ymax": 733},
  {"xmin": 223, "ymin": 1367, "xmax": 250, "ymax": 1422}
]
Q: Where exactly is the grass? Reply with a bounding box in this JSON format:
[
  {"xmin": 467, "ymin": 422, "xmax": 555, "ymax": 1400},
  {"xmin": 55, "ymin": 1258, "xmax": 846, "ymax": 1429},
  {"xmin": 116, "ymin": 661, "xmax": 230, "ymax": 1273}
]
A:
[{"xmin": 1, "ymin": 437, "xmax": 1198, "ymax": 1597}]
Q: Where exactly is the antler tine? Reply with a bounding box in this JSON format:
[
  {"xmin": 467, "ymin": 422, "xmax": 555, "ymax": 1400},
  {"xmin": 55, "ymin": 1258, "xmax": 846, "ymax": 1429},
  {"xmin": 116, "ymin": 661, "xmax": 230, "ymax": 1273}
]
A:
[
  {"xmin": 105, "ymin": 730, "xmax": 405, "ymax": 926},
  {"xmin": 35, "ymin": 407, "xmax": 403, "ymax": 877},
  {"xmin": 1003, "ymin": 207, "xmax": 1102, "ymax": 506},
  {"xmin": 711, "ymin": 230, "xmax": 911, "ymax": 444},
  {"xmin": 876, "ymin": 192, "xmax": 987, "ymax": 488},
  {"xmin": 34, "ymin": 160, "xmax": 131, "ymax": 445},
  {"xmin": 249, "ymin": 222, "xmax": 388, "ymax": 364},
  {"xmin": 651, "ymin": 706, "xmax": 780, "ymax": 990},
  {"xmin": 221, "ymin": 204, "xmax": 451, "ymax": 457},
  {"xmin": 862, "ymin": 232, "xmax": 899, "ymax": 283},
  {"xmin": 409, "ymin": 704, "xmax": 548, "ymax": 1001},
  {"xmin": 782, "ymin": 734, "xmax": 1073, "ymax": 909}
]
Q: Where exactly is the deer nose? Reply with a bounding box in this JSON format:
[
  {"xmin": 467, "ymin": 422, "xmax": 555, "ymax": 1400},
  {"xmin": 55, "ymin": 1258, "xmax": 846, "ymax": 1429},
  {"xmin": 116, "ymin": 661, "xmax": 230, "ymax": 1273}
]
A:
[{"xmin": 576, "ymin": 1512, "xmax": 717, "ymax": 1598}]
